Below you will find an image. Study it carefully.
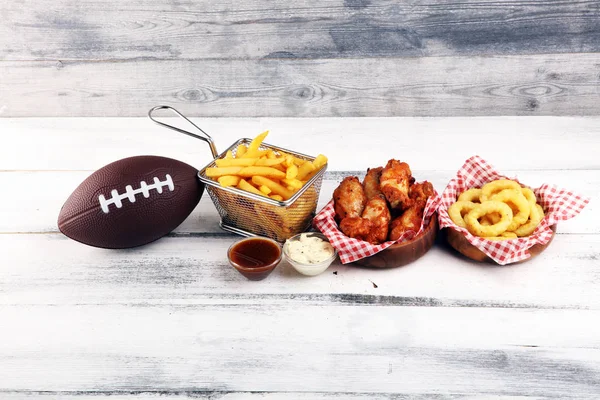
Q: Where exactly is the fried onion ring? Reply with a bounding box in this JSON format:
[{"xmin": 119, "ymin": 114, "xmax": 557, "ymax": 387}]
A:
[
  {"xmin": 514, "ymin": 203, "xmax": 544, "ymax": 237},
  {"xmin": 458, "ymin": 188, "xmax": 483, "ymax": 203},
  {"xmin": 448, "ymin": 201, "xmax": 477, "ymax": 228},
  {"xmin": 480, "ymin": 179, "xmax": 522, "ymax": 202},
  {"xmin": 490, "ymin": 189, "xmax": 530, "ymax": 232},
  {"xmin": 521, "ymin": 187, "xmax": 537, "ymax": 206},
  {"xmin": 464, "ymin": 201, "xmax": 513, "ymax": 237}
]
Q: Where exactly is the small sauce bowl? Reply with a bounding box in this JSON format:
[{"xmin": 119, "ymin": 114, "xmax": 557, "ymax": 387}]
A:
[
  {"xmin": 227, "ymin": 237, "xmax": 282, "ymax": 280},
  {"xmin": 283, "ymin": 232, "xmax": 338, "ymax": 276}
]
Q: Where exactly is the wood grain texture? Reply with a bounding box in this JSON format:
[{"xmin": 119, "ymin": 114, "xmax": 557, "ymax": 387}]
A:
[
  {"xmin": 3, "ymin": 0, "xmax": 600, "ymax": 61},
  {"xmin": 1, "ymin": 305, "xmax": 599, "ymax": 395},
  {"xmin": 3, "ymin": 117, "xmax": 600, "ymax": 171},
  {"xmin": 2, "ymin": 233, "xmax": 599, "ymax": 309},
  {"xmin": 2, "ymin": 54, "xmax": 600, "ymax": 117}
]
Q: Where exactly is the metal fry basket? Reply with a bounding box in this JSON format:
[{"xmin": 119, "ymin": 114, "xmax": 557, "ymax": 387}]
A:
[{"xmin": 149, "ymin": 106, "xmax": 327, "ymax": 242}]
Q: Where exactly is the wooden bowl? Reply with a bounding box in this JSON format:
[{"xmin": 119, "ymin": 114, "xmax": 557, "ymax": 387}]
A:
[
  {"xmin": 444, "ymin": 225, "xmax": 557, "ymax": 264},
  {"xmin": 353, "ymin": 214, "xmax": 438, "ymax": 268}
]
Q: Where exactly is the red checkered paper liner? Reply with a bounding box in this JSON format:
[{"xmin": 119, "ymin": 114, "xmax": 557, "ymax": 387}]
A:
[
  {"xmin": 313, "ymin": 189, "xmax": 440, "ymax": 264},
  {"xmin": 438, "ymin": 156, "xmax": 590, "ymax": 265}
]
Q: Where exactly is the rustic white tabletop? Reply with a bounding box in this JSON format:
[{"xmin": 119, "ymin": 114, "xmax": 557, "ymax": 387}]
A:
[{"xmin": 1, "ymin": 117, "xmax": 599, "ymax": 398}]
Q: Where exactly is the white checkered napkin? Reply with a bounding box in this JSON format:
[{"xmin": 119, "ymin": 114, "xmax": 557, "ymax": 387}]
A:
[
  {"xmin": 313, "ymin": 189, "xmax": 440, "ymax": 264},
  {"xmin": 438, "ymin": 156, "xmax": 590, "ymax": 265}
]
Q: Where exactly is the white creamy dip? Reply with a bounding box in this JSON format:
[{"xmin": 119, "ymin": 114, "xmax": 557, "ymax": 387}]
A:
[{"xmin": 285, "ymin": 233, "xmax": 334, "ymax": 264}]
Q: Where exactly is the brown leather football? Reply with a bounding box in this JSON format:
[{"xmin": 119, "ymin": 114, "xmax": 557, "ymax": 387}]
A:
[{"xmin": 57, "ymin": 155, "xmax": 203, "ymax": 249}]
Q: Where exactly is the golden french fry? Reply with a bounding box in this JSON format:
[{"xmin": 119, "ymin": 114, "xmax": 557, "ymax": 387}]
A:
[
  {"xmin": 252, "ymin": 176, "xmax": 294, "ymax": 200},
  {"xmin": 206, "ymin": 167, "xmax": 243, "ymax": 178},
  {"xmin": 283, "ymin": 155, "xmax": 295, "ymax": 168},
  {"xmin": 215, "ymin": 158, "xmax": 257, "ymax": 167},
  {"xmin": 287, "ymin": 185, "xmax": 295, "ymax": 191},
  {"xmin": 259, "ymin": 185, "xmax": 272, "ymax": 195},
  {"xmin": 218, "ymin": 175, "xmax": 241, "ymax": 187},
  {"xmin": 286, "ymin": 164, "xmax": 298, "ymax": 180},
  {"xmin": 312, "ymin": 154, "xmax": 328, "ymax": 169},
  {"xmin": 237, "ymin": 179, "xmax": 267, "ymax": 197},
  {"xmin": 293, "ymin": 157, "xmax": 306, "ymax": 166},
  {"xmin": 255, "ymin": 158, "xmax": 285, "ymax": 167},
  {"xmin": 270, "ymin": 194, "xmax": 284, "ymax": 201},
  {"xmin": 242, "ymin": 130, "xmax": 269, "ymax": 158},
  {"xmin": 266, "ymin": 149, "xmax": 277, "ymax": 159},
  {"xmin": 225, "ymin": 150, "xmax": 234, "ymax": 159},
  {"xmin": 282, "ymin": 178, "xmax": 303, "ymax": 189},
  {"xmin": 296, "ymin": 161, "xmax": 316, "ymax": 180},
  {"xmin": 236, "ymin": 144, "xmax": 247, "ymax": 157},
  {"xmin": 238, "ymin": 166, "xmax": 286, "ymax": 179}
]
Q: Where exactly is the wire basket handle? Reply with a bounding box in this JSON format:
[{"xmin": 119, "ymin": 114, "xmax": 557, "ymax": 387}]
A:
[{"xmin": 148, "ymin": 105, "xmax": 218, "ymax": 159}]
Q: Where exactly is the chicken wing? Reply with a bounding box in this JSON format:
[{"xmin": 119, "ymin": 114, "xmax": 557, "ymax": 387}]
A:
[
  {"xmin": 388, "ymin": 207, "xmax": 423, "ymax": 241},
  {"xmin": 333, "ymin": 176, "xmax": 367, "ymax": 221},
  {"xmin": 362, "ymin": 167, "xmax": 383, "ymax": 200},
  {"xmin": 388, "ymin": 181, "xmax": 434, "ymax": 241},
  {"xmin": 340, "ymin": 217, "xmax": 372, "ymax": 242},
  {"xmin": 361, "ymin": 195, "xmax": 391, "ymax": 244},
  {"xmin": 409, "ymin": 181, "xmax": 435, "ymax": 205},
  {"xmin": 380, "ymin": 159, "xmax": 412, "ymax": 210}
]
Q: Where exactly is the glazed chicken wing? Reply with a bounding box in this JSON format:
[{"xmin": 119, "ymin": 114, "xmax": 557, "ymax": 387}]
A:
[
  {"xmin": 333, "ymin": 176, "xmax": 367, "ymax": 221},
  {"xmin": 339, "ymin": 217, "xmax": 372, "ymax": 242},
  {"xmin": 361, "ymin": 195, "xmax": 391, "ymax": 244},
  {"xmin": 380, "ymin": 159, "xmax": 412, "ymax": 210},
  {"xmin": 388, "ymin": 181, "xmax": 434, "ymax": 241},
  {"xmin": 409, "ymin": 181, "xmax": 435, "ymax": 205},
  {"xmin": 362, "ymin": 167, "xmax": 383, "ymax": 200}
]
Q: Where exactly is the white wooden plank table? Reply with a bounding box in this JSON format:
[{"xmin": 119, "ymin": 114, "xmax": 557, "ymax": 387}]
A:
[{"xmin": 1, "ymin": 117, "xmax": 599, "ymax": 398}]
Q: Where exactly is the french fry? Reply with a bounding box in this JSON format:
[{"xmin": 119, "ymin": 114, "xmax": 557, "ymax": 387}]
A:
[
  {"xmin": 312, "ymin": 154, "xmax": 328, "ymax": 169},
  {"xmin": 225, "ymin": 150, "xmax": 234, "ymax": 159},
  {"xmin": 255, "ymin": 158, "xmax": 285, "ymax": 167},
  {"xmin": 270, "ymin": 194, "xmax": 284, "ymax": 201},
  {"xmin": 252, "ymin": 176, "xmax": 294, "ymax": 200},
  {"xmin": 283, "ymin": 155, "xmax": 295, "ymax": 168},
  {"xmin": 282, "ymin": 178, "xmax": 303, "ymax": 189},
  {"xmin": 293, "ymin": 157, "xmax": 307, "ymax": 166},
  {"xmin": 259, "ymin": 185, "xmax": 272, "ymax": 195},
  {"xmin": 243, "ymin": 130, "xmax": 269, "ymax": 158},
  {"xmin": 215, "ymin": 158, "xmax": 257, "ymax": 167},
  {"xmin": 238, "ymin": 166, "xmax": 286, "ymax": 179},
  {"xmin": 237, "ymin": 179, "xmax": 267, "ymax": 197},
  {"xmin": 206, "ymin": 166, "xmax": 243, "ymax": 178},
  {"xmin": 236, "ymin": 144, "xmax": 247, "ymax": 157},
  {"xmin": 286, "ymin": 164, "xmax": 298, "ymax": 180},
  {"xmin": 296, "ymin": 161, "xmax": 316, "ymax": 180},
  {"xmin": 218, "ymin": 175, "xmax": 241, "ymax": 187},
  {"xmin": 266, "ymin": 149, "xmax": 277, "ymax": 159}
]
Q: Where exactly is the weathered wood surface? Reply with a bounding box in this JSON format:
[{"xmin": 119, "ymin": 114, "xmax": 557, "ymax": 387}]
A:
[
  {"xmin": 1, "ymin": 305, "xmax": 599, "ymax": 395},
  {"xmin": 3, "ymin": 117, "xmax": 600, "ymax": 170},
  {"xmin": 2, "ymin": 233, "xmax": 599, "ymax": 309},
  {"xmin": 3, "ymin": 0, "xmax": 600, "ymax": 61},
  {"xmin": 1, "ymin": 117, "xmax": 598, "ymax": 396},
  {"xmin": 2, "ymin": 55, "xmax": 600, "ymax": 117}
]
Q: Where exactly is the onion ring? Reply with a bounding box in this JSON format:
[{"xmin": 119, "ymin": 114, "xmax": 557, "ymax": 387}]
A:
[
  {"xmin": 448, "ymin": 201, "xmax": 477, "ymax": 228},
  {"xmin": 480, "ymin": 179, "xmax": 522, "ymax": 202},
  {"xmin": 458, "ymin": 188, "xmax": 483, "ymax": 203},
  {"xmin": 464, "ymin": 201, "xmax": 513, "ymax": 237},
  {"xmin": 514, "ymin": 203, "xmax": 544, "ymax": 237},
  {"xmin": 490, "ymin": 189, "xmax": 530, "ymax": 232}
]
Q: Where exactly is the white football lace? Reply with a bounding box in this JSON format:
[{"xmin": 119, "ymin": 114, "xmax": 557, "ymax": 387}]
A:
[{"xmin": 98, "ymin": 174, "xmax": 174, "ymax": 214}]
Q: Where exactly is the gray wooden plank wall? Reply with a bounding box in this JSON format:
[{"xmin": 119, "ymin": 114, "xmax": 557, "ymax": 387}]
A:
[{"xmin": 1, "ymin": 0, "xmax": 600, "ymax": 117}]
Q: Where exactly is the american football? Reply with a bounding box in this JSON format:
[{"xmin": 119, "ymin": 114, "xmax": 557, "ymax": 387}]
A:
[{"xmin": 58, "ymin": 155, "xmax": 203, "ymax": 249}]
